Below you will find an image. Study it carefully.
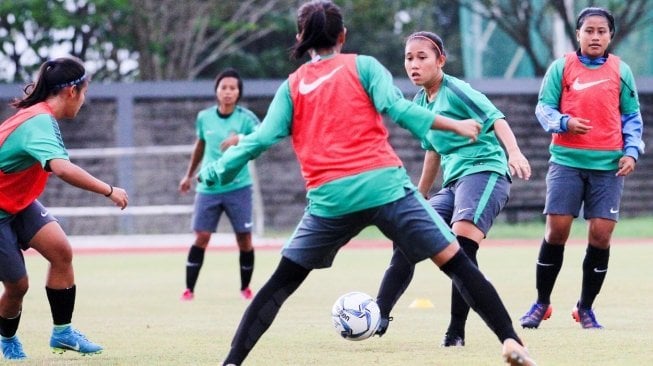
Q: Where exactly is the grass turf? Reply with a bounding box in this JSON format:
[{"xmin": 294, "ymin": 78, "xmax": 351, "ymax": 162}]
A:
[{"xmin": 15, "ymin": 238, "xmax": 653, "ymax": 365}]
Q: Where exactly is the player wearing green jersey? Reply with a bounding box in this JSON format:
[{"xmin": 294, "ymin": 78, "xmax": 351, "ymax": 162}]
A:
[
  {"xmin": 202, "ymin": 2, "xmax": 534, "ymax": 365},
  {"xmin": 0, "ymin": 57, "xmax": 128, "ymax": 360},
  {"xmin": 179, "ymin": 68, "xmax": 260, "ymax": 301},
  {"xmin": 375, "ymin": 31, "xmax": 531, "ymax": 348},
  {"xmin": 520, "ymin": 7, "xmax": 644, "ymax": 330}
]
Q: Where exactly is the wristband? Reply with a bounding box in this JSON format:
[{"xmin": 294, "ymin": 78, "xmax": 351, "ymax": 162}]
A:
[{"xmin": 104, "ymin": 185, "xmax": 113, "ymax": 197}]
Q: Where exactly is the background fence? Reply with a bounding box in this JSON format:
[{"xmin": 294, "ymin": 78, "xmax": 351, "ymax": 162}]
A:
[{"xmin": 1, "ymin": 77, "xmax": 652, "ymax": 235}]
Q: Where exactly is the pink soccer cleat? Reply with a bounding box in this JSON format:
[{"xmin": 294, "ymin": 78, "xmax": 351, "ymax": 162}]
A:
[{"xmin": 180, "ymin": 289, "xmax": 194, "ymax": 301}]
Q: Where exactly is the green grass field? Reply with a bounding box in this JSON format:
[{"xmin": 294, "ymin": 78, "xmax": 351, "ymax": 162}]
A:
[{"xmin": 15, "ymin": 234, "xmax": 653, "ymax": 365}]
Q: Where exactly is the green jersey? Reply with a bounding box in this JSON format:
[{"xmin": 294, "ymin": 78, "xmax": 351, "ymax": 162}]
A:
[
  {"xmin": 415, "ymin": 74, "xmax": 508, "ymax": 187},
  {"xmin": 537, "ymin": 55, "xmax": 643, "ymax": 170},
  {"xmin": 201, "ymin": 54, "xmax": 438, "ymax": 217},
  {"xmin": 195, "ymin": 105, "xmax": 259, "ymax": 194},
  {"xmin": 0, "ymin": 114, "xmax": 68, "ymax": 218}
]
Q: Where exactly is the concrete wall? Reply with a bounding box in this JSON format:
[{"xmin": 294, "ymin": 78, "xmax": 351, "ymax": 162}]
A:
[{"xmin": 1, "ymin": 78, "xmax": 651, "ymax": 235}]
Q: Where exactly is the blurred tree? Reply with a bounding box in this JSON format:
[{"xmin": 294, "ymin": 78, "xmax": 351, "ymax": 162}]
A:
[
  {"xmin": 454, "ymin": 0, "xmax": 653, "ymax": 76},
  {"xmin": 0, "ymin": 0, "xmax": 135, "ymax": 82},
  {"xmin": 128, "ymin": 0, "xmax": 297, "ymax": 80},
  {"xmin": 1, "ymin": 1, "xmax": 649, "ymax": 82},
  {"xmin": 204, "ymin": 0, "xmax": 458, "ymax": 79},
  {"xmin": 548, "ymin": 0, "xmax": 652, "ymax": 50}
]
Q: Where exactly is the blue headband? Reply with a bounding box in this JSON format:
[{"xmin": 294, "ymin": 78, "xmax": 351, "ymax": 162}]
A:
[{"xmin": 55, "ymin": 74, "xmax": 87, "ymax": 89}]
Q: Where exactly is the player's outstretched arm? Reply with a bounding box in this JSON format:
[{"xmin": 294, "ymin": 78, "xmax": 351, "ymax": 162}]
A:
[
  {"xmin": 431, "ymin": 115, "xmax": 481, "ymax": 142},
  {"xmin": 48, "ymin": 158, "xmax": 128, "ymax": 209},
  {"xmin": 494, "ymin": 119, "xmax": 531, "ymax": 180}
]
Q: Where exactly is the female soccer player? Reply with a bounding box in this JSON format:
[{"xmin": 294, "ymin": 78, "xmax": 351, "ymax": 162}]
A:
[
  {"xmin": 179, "ymin": 68, "xmax": 259, "ymax": 301},
  {"xmin": 200, "ymin": 1, "xmax": 534, "ymax": 365},
  {"xmin": 0, "ymin": 57, "xmax": 128, "ymax": 359},
  {"xmin": 375, "ymin": 31, "xmax": 531, "ymax": 348},
  {"xmin": 519, "ymin": 7, "xmax": 644, "ymax": 330}
]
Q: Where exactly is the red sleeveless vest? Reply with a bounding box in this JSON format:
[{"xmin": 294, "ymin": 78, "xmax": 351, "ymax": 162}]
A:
[
  {"xmin": 554, "ymin": 53, "xmax": 622, "ymax": 150},
  {"xmin": 287, "ymin": 54, "xmax": 402, "ymax": 189},
  {"xmin": 0, "ymin": 102, "xmax": 53, "ymax": 214}
]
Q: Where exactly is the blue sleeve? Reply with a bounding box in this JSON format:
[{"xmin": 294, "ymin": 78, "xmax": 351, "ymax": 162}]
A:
[
  {"xmin": 535, "ymin": 59, "xmax": 568, "ymax": 133},
  {"xmin": 618, "ymin": 62, "xmax": 644, "ymax": 160},
  {"xmin": 199, "ymin": 81, "xmax": 293, "ymax": 185},
  {"xmin": 622, "ymin": 111, "xmax": 645, "ymax": 160},
  {"xmin": 535, "ymin": 102, "xmax": 569, "ymax": 133},
  {"xmin": 356, "ymin": 55, "xmax": 435, "ymax": 140}
]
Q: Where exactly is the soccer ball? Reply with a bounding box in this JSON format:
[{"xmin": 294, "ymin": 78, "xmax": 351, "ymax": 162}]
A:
[{"xmin": 331, "ymin": 291, "xmax": 381, "ymax": 341}]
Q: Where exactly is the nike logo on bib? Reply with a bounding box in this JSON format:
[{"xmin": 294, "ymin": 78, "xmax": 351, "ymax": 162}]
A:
[
  {"xmin": 572, "ymin": 78, "xmax": 609, "ymax": 91},
  {"xmin": 298, "ymin": 65, "xmax": 344, "ymax": 95}
]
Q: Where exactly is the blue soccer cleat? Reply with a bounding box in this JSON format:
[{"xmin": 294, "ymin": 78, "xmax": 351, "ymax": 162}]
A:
[
  {"xmin": 572, "ymin": 305, "xmax": 603, "ymax": 329},
  {"xmin": 1, "ymin": 335, "xmax": 27, "ymax": 360},
  {"xmin": 50, "ymin": 326, "xmax": 103, "ymax": 355},
  {"xmin": 519, "ymin": 302, "xmax": 553, "ymax": 329}
]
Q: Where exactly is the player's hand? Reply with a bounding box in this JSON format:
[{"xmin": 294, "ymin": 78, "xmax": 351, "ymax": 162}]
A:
[
  {"xmin": 220, "ymin": 133, "xmax": 240, "ymax": 151},
  {"xmin": 108, "ymin": 186, "xmax": 128, "ymax": 210},
  {"xmin": 456, "ymin": 119, "xmax": 481, "ymax": 143},
  {"xmin": 567, "ymin": 117, "xmax": 592, "ymax": 135},
  {"xmin": 616, "ymin": 156, "xmax": 636, "ymax": 176},
  {"xmin": 178, "ymin": 176, "xmax": 192, "ymax": 194},
  {"xmin": 508, "ymin": 151, "xmax": 531, "ymax": 180}
]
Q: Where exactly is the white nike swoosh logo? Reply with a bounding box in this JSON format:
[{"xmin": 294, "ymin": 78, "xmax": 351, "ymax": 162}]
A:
[
  {"xmin": 244, "ymin": 222, "xmax": 253, "ymax": 228},
  {"xmin": 536, "ymin": 261, "xmax": 554, "ymax": 267},
  {"xmin": 593, "ymin": 267, "xmax": 608, "ymax": 273},
  {"xmin": 185, "ymin": 262, "xmax": 200, "ymax": 267},
  {"xmin": 609, "ymin": 208, "xmax": 619, "ymax": 214},
  {"xmin": 572, "ymin": 78, "xmax": 609, "ymax": 91},
  {"xmin": 456, "ymin": 208, "xmax": 472, "ymax": 214},
  {"xmin": 40, "ymin": 211, "xmax": 49, "ymax": 217},
  {"xmin": 58, "ymin": 341, "xmax": 80, "ymax": 351},
  {"xmin": 298, "ymin": 65, "xmax": 344, "ymax": 95}
]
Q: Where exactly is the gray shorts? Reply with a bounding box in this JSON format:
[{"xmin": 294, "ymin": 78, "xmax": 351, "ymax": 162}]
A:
[
  {"xmin": 0, "ymin": 200, "xmax": 56, "ymax": 281},
  {"xmin": 429, "ymin": 172, "xmax": 510, "ymax": 236},
  {"xmin": 281, "ymin": 189, "xmax": 455, "ymax": 269},
  {"xmin": 544, "ymin": 162, "xmax": 624, "ymax": 221},
  {"xmin": 191, "ymin": 186, "xmax": 253, "ymax": 234}
]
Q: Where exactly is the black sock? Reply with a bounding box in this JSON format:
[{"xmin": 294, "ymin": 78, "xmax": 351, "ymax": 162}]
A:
[
  {"xmin": 239, "ymin": 250, "xmax": 255, "ymax": 291},
  {"xmin": 223, "ymin": 257, "xmax": 310, "ymax": 366},
  {"xmin": 185, "ymin": 245, "xmax": 205, "ymax": 291},
  {"xmin": 376, "ymin": 247, "xmax": 415, "ymax": 319},
  {"xmin": 440, "ymin": 249, "xmax": 520, "ymax": 345},
  {"xmin": 446, "ymin": 236, "xmax": 479, "ymax": 338},
  {"xmin": 535, "ymin": 239, "xmax": 564, "ymax": 304},
  {"xmin": 579, "ymin": 244, "xmax": 609, "ymax": 309},
  {"xmin": 0, "ymin": 311, "xmax": 21, "ymax": 338},
  {"xmin": 46, "ymin": 286, "xmax": 75, "ymax": 326}
]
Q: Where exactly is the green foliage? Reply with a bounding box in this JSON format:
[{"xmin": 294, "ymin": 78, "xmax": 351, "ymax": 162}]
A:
[{"xmin": 1, "ymin": 1, "xmax": 651, "ymax": 81}]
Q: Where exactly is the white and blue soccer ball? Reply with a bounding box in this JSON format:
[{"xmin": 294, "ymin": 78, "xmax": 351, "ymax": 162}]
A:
[{"xmin": 331, "ymin": 291, "xmax": 381, "ymax": 341}]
